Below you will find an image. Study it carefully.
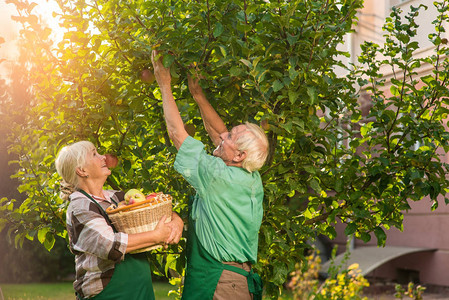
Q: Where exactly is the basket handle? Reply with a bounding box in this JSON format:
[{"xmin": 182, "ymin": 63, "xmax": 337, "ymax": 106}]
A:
[{"xmin": 106, "ymin": 195, "xmax": 172, "ymax": 214}]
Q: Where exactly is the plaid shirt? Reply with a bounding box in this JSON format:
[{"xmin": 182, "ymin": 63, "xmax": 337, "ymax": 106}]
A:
[{"xmin": 67, "ymin": 190, "xmax": 128, "ymax": 298}]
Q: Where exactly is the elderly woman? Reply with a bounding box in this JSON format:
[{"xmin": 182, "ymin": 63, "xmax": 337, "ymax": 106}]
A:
[{"xmin": 55, "ymin": 140, "xmax": 183, "ymax": 300}]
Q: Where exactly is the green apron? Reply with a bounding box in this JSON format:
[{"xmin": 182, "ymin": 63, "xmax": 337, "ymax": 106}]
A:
[
  {"xmin": 181, "ymin": 197, "xmax": 263, "ymax": 300},
  {"xmin": 81, "ymin": 253, "xmax": 155, "ymax": 300},
  {"xmin": 76, "ymin": 190, "xmax": 155, "ymax": 300}
]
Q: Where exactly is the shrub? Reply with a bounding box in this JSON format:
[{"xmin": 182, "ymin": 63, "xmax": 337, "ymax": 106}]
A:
[{"xmin": 288, "ymin": 249, "xmax": 369, "ymax": 300}]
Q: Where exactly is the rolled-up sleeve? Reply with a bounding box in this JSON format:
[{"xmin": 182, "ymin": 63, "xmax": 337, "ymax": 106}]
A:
[
  {"xmin": 69, "ymin": 203, "xmax": 127, "ymax": 262},
  {"xmin": 174, "ymin": 136, "xmax": 219, "ymax": 196}
]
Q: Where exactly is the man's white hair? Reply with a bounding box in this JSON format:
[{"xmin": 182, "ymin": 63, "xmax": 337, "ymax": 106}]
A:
[{"xmin": 235, "ymin": 122, "xmax": 269, "ymax": 172}]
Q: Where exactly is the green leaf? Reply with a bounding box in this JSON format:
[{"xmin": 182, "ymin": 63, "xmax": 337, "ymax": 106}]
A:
[
  {"xmin": 164, "ymin": 254, "xmax": 178, "ymax": 276},
  {"xmin": 218, "ymin": 45, "xmax": 227, "ymax": 57},
  {"xmin": 286, "ymin": 34, "xmax": 298, "ymax": 46},
  {"xmin": 390, "ymin": 85, "xmax": 399, "ymax": 96},
  {"xmin": 374, "ymin": 227, "xmax": 387, "ymax": 246},
  {"xmin": 361, "ymin": 122, "xmax": 373, "ymax": 137},
  {"xmin": 350, "ymin": 191, "xmax": 362, "ymax": 202},
  {"xmin": 326, "ymin": 226, "xmax": 337, "ymax": 239},
  {"xmin": 43, "ymin": 232, "xmax": 55, "ymax": 251},
  {"xmin": 303, "ymin": 208, "xmax": 313, "ymax": 219},
  {"xmin": 335, "ymin": 178, "xmax": 343, "ymax": 193},
  {"xmin": 288, "ymin": 90, "xmax": 299, "ymax": 104},
  {"xmin": 307, "ymin": 86, "xmax": 317, "ymax": 104},
  {"xmin": 229, "ymin": 66, "xmax": 242, "ymax": 77},
  {"xmin": 38, "ymin": 227, "xmax": 49, "ymax": 244},
  {"xmin": 421, "ymin": 74, "xmax": 436, "ymax": 86},
  {"xmin": 289, "ymin": 67, "xmax": 299, "ymax": 80},
  {"xmin": 213, "ymin": 22, "xmax": 224, "ymax": 38},
  {"xmin": 410, "ymin": 169, "xmax": 423, "ymax": 181},
  {"xmin": 272, "ymin": 80, "xmax": 284, "ymax": 92},
  {"xmin": 240, "ymin": 59, "xmax": 252, "ymax": 68},
  {"xmin": 361, "ymin": 232, "xmax": 371, "ymax": 242},
  {"xmin": 272, "ymin": 261, "xmax": 288, "ymax": 285},
  {"xmin": 303, "ymin": 165, "xmax": 316, "ymax": 174},
  {"xmin": 309, "ymin": 178, "xmax": 321, "ymax": 193},
  {"xmin": 344, "ymin": 223, "xmax": 357, "ymax": 236},
  {"xmin": 162, "ymin": 54, "xmax": 175, "ymax": 68}
]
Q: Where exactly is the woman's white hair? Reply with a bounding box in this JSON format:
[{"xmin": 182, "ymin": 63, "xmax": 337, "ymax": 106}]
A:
[
  {"xmin": 55, "ymin": 141, "xmax": 94, "ymax": 200},
  {"xmin": 235, "ymin": 122, "xmax": 269, "ymax": 172}
]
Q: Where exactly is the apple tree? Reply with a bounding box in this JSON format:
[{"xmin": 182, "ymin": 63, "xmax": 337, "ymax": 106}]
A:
[{"xmin": 2, "ymin": 0, "xmax": 449, "ymax": 297}]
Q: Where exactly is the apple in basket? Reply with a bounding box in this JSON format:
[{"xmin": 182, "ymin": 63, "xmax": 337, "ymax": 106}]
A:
[
  {"xmin": 146, "ymin": 192, "xmax": 157, "ymax": 201},
  {"xmin": 124, "ymin": 189, "xmax": 146, "ymax": 205}
]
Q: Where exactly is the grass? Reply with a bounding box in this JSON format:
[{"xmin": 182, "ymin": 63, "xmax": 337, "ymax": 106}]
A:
[
  {"xmin": 0, "ymin": 281, "xmax": 294, "ymax": 300},
  {"xmin": 0, "ymin": 282, "xmax": 75, "ymax": 300},
  {"xmin": 0, "ymin": 282, "xmax": 395, "ymax": 299},
  {"xmin": 0, "ymin": 281, "xmax": 177, "ymax": 300}
]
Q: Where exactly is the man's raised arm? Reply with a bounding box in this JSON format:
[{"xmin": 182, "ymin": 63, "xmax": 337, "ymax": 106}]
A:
[
  {"xmin": 188, "ymin": 76, "xmax": 228, "ymax": 147},
  {"xmin": 151, "ymin": 51, "xmax": 188, "ymax": 150}
]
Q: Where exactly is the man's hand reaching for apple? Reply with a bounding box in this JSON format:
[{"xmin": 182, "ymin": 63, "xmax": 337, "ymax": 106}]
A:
[
  {"xmin": 187, "ymin": 75, "xmax": 205, "ymax": 100},
  {"xmin": 151, "ymin": 50, "xmax": 171, "ymax": 89}
]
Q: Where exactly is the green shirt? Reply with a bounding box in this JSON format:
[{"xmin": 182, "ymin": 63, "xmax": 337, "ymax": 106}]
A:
[{"xmin": 174, "ymin": 136, "xmax": 263, "ymax": 263}]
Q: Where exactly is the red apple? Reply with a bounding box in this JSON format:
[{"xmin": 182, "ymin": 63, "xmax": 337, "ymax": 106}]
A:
[
  {"xmin": 146, "ymin": 193, "xmax": 157, "ymax": 200},
  {"xmin": 260, "ymin": 119, "xmax": 270, "ymax": 131},
  {"xmin": 141, "ymin": 69, "xmax": 155, "ymax": 84},
  {"xmin": 105, "ymin": 154, "xmax": 118, "ymax": 168}
]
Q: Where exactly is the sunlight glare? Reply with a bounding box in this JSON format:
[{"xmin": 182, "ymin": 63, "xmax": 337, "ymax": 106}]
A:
[
  {"xmin": 34, "ymin": 0, "xmax": 65, "ymax": 43},
  {"xmin": 0, "ymin": 0, "xmax": 64, "ymax": 81}
]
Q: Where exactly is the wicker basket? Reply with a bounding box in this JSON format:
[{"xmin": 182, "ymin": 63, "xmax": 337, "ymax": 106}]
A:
[{"xmin": 106, "ymin": 193, "xmax": 172, "ymax": 253}]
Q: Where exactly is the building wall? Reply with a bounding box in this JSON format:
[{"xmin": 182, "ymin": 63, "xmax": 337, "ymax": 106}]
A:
[
  {"xmin": 332, "ymin": 202, "xmax": 449, "ymax": 286},
  {"xmin": 332, "ymin": 0, "xmax": 449, "ymax": 287},
  {"xmin": 338, "ymin": 0, "xmax": 441, "ymax": 73}
]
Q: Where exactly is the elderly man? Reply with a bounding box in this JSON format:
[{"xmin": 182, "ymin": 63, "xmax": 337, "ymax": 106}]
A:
[{"xmin": 152, "ymin": 51, "xmax": 268, "ymax": 300}]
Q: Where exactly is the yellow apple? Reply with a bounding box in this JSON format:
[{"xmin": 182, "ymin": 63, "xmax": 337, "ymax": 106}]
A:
[{"xmin": 124, "ymin": 189, "xmax": 146, "ymax": 205}]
